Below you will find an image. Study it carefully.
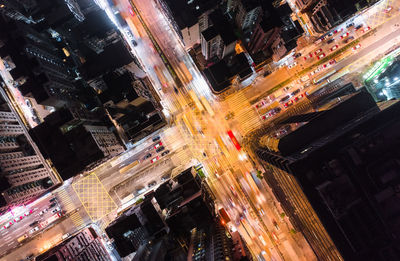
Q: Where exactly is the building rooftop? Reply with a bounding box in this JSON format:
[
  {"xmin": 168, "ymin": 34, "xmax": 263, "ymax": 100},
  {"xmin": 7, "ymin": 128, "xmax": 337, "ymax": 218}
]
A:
[
  {"xmin": 259, "ymin": 91, "xmax": 380, "ymax": 157},
  {"xmin": 201, "ymin": 26, "xmax": 219, "ymax": 41}
]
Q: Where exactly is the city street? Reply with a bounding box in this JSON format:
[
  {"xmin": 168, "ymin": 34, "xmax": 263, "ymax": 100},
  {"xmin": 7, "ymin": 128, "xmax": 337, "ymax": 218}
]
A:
[{"xmin": 2, "ymin": 0, "xmax": 400, "ymax": 260}]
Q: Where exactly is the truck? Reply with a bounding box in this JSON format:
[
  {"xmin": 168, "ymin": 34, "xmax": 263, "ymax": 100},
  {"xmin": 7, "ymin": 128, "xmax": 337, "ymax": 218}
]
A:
[{"xmin": 17, "ymin": 234, "xmax": 28, "ymax": 243}]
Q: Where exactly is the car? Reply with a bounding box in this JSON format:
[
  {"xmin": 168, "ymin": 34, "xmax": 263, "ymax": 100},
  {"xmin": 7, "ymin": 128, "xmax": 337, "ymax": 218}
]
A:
[
  {"xmin": 156, "ymin": 146, "xmax": 165, "ymax": 153},
  {"xmin": 154, "ymin": 142, "xmax": 162, "ymax": 149},
  {"xmin": 329, "ymin": 59, "xmax": 336, "ymax": 65},
  {"xmin": 291, "ymin": 89, "xmax": 300, "ymax": 96},
  {"xmin": 293, "ymin": 94, "xmax": 304, "ymax": 102},
  {"xmin": 25, "ymin": 99, "xmax": 32, "ymax": 108},
  {"xmin": 39, "ymin": 209, "xmax": 48, "ymax": 216},
  {"xmin": 261, "ymin": 113, "xmax": 270, "ymax": 120},
  {"xmin": 62, "ymin": 233, "xmax": 70, "ymax": 240},
  {"xmin": 29, "ymin": 221, "xmax": 39, "ymax": 227},
  {"xmin": 49, "ymin": 197, "xmax": 57, "ymax": 202},
  {"xmin": 361, "ymin": 26, "xmax": 371, "ymax": 33},
  {"xmin": 323, "ymin": 63, "xmax": 329, "ymax": 69},
  {"xmin": 52, "ymin": 207, "xmax": 61, "ymax": 214},
  {"xmin": 3, "ymin": 221, "xmax": 12, "ymax": 229},
  {"xmin": 346, "ymin": 23, "xmax": 354, "ymax": 28},
  {"xmin": 340, "ymin": 32, "xmax": 349, "ymax": 39},
  {"xmin": 288, "ymin": 62, "xmax": 297, "ymax": 69},
  {"xmin": 355, "ymin": 24, "xmax": 363, "ymax": 30},
  {"xmin": 330, "ymin": 44, "xmax": 339, "ymax": 51},
  {"xmin": 29, "ymin": 226, "xmax": 40, "ymax": 234},
  {"xmin": 144, "ymin": 153, "xmax": 152, "ymax": 160},
  {"xmin": 49, "ymin": 202, "xmax": 57, "ymax": 209},
  {"xmin": 150, "ymin": 156, "xmax": 159, "ymax": 163},
  {"xmin": 161, "ymin": 150, "xmax": 170, "ymax": 156},
  {"xmin": 317, "ymin": 53, "xmax": 326, "ymax": 60},
  {"xmin": 329, "ymin": 29, "xmax": 338, "ymax": 36},
  {"xmin": 273, "ymin": 220, "xmax": 280, "ymax": 230},
  {"xmin": 343, "ymin": 36, "xmax": 354, "ymax": 44},
  {"xmin": 263, "ymin": 70, "xmax": 271, "ymax": 77},
  {"xmin": 326, "ymin": 38, "xmax": 335, "ymax": 44},
  {"xmin": 293, "ymin": 53, "xmax": 301, "ymax": 58},
  {"xmin": 314, "ymin": 48, "xmax": 322, "ymax": 55},
  {"xmin": 284, "ymin": 100, "xmax": 294, "ymax": 108},
  {"xmin": 283, "ymin": 86, "xmax": 292, "ymax": 92},
  {"xmin": 24, "ymin": 209, "xmax": 33, "ymax": 216},
  {"xmin": 303, "ymin": 53, "xmax": 313, "ymax": 60},
  {"xmin": 383, "ymin": 6, "xmax": 392, "ymax": 13},
  {"xmin": 148, "ymin": 181, "xmax": 157, "ymax": 188},
  {"xmin": 14, "ymin": 216, "xmax": 24, "ymax": 222},
  {"xmin": 353, "ymin": 43, "xmax": 361, "ymax": 50},
  {"xmin": 152, "ymin": 136, "xmax": 161, "ymax": 142},
  {"xmin": 255, "ymin": 100, "xmax": 266, "ymax": 109},
  {"xmin": 161, "ymin": 174, "xmax": 170, "ymax": 182},
  {"xmin": 279, "ymin": 95, "xmax": 290, "ymax": 103}
]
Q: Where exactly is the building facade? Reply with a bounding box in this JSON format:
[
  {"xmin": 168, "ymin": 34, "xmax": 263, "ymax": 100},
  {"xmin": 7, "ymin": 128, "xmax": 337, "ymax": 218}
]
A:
[
  {"xmin": 36, "ymin": 227, "xmax": 111, "ymax": 261},
  {"xmin": 0, "ymin": 94, "xmax": 56, "ymax": 212},
  {"xmin": 253, "ymin": 91, "xmax": 400, "ymax": 260}
]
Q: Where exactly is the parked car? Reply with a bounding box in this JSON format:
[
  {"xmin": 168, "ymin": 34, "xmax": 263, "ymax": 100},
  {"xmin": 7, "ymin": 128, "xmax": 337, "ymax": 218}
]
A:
[
  {"xmin": 291, "ymin": 89, "xmax": 300, "ymax": 96},
  {"xmin": 330, "ymin": 44, "xmax": 339, "ymax": 51},
  {"xmin": 144, "ymin": 153, "xmax": 152, "ymax": 160},
  {"xmin": 317, "ymin": 53, "xmax": 326, "ymax": 60},
  {"xmin": 148, "ymin": 181, "xmax": 157, "ymax": 188},
  {"xmin": 49, "ymin": 202, "xmax": 57, "ymax": 209},
  {"xmin": 29, "ymin": 221, "xmax": 39, "ymax": 227},
  {"xmin": 152, "ymin": 136, "xmax": 161, "ymax": 142},
  {"xmin": 29, "ymin": 226, "xmax": 40, "ymax": 234},
  {"xmin": 279, "ymin": 95, "xmax": 290, "ymax": 103},
  {"xmin": 151, "ymin": 156, "xmax": 159, "ymax": 163},
  {"xmin": 154, "ymin": 142, "xmax": 163, "ymax": 149},
  {"xmin": 161, "ymin": 150, "xmax": 170, "ymax": 156},
  {"xmin": 49, "ymin": 197, "xmax": 57, "ymax": 203},
  {"xmin": 327, "ymin": 38, "xmax": 335, "ymax": 44},
  {"xmin": 156, "ymin": 146, "xmax": 165, "ymax": 153}
]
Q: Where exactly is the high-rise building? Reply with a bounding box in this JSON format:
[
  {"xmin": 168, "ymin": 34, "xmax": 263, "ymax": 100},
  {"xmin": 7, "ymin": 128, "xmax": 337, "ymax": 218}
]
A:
[
  {"xmin": 0, "ymin": 16, "xmax": 81, "ymax": 108},
  {"xmin": 0, "ymin": 92, "xmax": 56, "ymax": 213},
  {"xmin": 235, "ymin": 0, "xmax": 262, "ymax": 31},
  {"xmin": 35, "ymin": 226, "xmax": 112, "ymax": 261},
  {"xmin": 29, "ymin": 107, "xmax": 124, "ymax": 180},
  {"xmin": 252, "ymin": 91, "xmax": 400, "ymax": 260}
]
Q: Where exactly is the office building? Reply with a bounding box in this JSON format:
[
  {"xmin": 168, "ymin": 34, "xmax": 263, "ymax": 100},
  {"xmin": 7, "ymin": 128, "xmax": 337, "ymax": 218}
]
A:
[
  {"xmin": 98, "ymin": 70, "xmax": 165, "ymax": 143},
  {"xmin": 0, "ymin": 93, "xmax": 56, "ymax": 213},
  {"xmin": 157, "ymin": 0, "xmax": 218, "ymax": 50},
  {"xmin": 29, "ymin": 107, "xmax": 124, "ymax": 180},
  {"xmin": 235, "ymin": 0, "xmax": 262, "ymax": 31},
  {"xmin": 36, "ymin": 226, "xmax": 111, "ymax": 261},
  {"xmin": 253, "ymin": 91, "xmax": 400, "ymax": 260},
  {"xmin": 0, "ymin": 17, "xmax": 81, "ymax": 108}
]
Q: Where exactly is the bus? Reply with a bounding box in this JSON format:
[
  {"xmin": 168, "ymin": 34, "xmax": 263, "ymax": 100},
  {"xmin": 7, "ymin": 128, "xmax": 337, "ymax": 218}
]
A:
[
  {"xmin": 119, "ymin": 161, "xmax": 139, "ymax": 174},
  {"xmin": 189, "ymin": 90, "xmax": 204, "ymax": 112},
  {"xmin": 313, "ymin": 70, "xmax": 336, "ymax": 84},
  {"xmin": 177, "ymin": 62, "xmax": 193, "ymax": 84},
  {"xmin": 182, "ymin": 115, "xmax": 196, "ymax": 136},
  {"xmin": 200, "ymin": 97, "xmax": 214, "ymax": 117},
  {"xmin": 218, "ymin": 208, "xmax": 231, "ymax": 225},
  {"xmin": 227, "ymin": 130, "xmax": 241, "ymax": 151}
]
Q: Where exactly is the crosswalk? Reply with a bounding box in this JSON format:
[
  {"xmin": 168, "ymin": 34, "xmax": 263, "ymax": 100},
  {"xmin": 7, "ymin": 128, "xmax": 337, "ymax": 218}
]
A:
[
  {"xmin": 364, "ymin": 0, "xmax": 400, "ymax": 28},
  {"xmin": 69, "ymin": 212, "xmax": 85, "ymax": 229},
  {"xmin": 56, "ymin": 189, "xmax": 76, "ymax": 214},
  {"xmin": 224, "ymin": 92, "xmax": 262, "ymax": 135}
]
